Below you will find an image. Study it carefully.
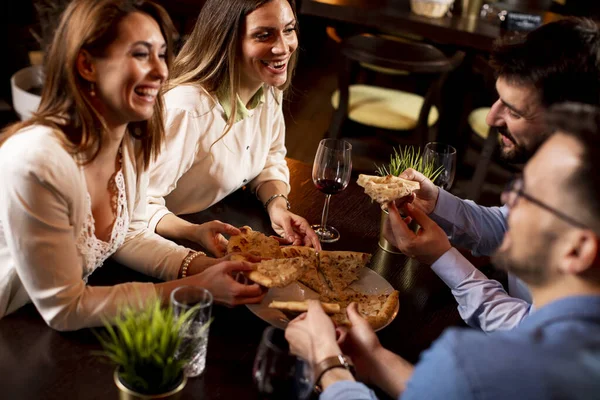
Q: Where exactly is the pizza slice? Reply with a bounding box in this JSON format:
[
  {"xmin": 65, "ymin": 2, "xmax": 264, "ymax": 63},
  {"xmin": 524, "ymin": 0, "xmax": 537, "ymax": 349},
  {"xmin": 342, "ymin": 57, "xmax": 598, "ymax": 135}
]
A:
[
  {"xmin": 268, "ymin": 300, "xmax": 341, "ymax": 315},
  {"xmin": 247, "ymin": 257, "xmax": 308, "ymax": 288},
  {"xmin": 279, "ymin": 246, "xmax": 331, "ymax": 294},
  {"xmin": 318, "ymin": 251, "xmax": 371, "ymax": 293},
  {"xmin": 326, "ymin": 290, "xmax": 399, "ymax": 330},
  {"xmin": 357, "ymin": 174, "xmax": 420, "ymax": 206},
  {"xmin": 227, "ymin": 226, "xmax": 283, "ymax": 259}
]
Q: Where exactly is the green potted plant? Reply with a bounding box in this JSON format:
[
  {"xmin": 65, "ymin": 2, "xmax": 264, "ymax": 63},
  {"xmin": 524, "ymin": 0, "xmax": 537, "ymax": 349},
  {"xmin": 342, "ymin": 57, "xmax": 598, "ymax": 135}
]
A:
[
  {"xmin": 95, "ymin": 299, "xmax": 207, "ymax": 400},
  {"xmin": 375, "ymin": 145, "xmax": 444, "ymax": 254}
]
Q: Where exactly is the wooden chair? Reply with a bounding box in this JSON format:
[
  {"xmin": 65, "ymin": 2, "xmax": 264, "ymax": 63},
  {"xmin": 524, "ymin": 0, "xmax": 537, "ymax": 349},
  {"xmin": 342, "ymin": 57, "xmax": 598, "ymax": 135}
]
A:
[{"xmin": 327, "ymin": 34, "xmax": 464, "ymax": 169}]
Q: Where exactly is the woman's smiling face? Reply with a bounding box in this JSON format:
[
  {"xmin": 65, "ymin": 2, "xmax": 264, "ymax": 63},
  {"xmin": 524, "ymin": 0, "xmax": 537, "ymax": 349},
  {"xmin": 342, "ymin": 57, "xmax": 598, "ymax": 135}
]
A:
[
  {"xmin": 239, "ymin": 0, "xmax": 298, "ymax": 91},
  {"xmin": 88, "ymin": 11, "xmax": 168, "ymax": 127}
]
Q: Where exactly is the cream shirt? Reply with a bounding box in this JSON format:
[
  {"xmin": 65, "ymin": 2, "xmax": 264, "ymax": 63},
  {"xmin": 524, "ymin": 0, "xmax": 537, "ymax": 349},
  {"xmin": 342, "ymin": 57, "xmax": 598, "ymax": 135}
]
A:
[
  {"xmin": 147, "ymin": 84, "xmax": 290, "ymax": 231},
  {"xmin": 0, "ymin": 125, "xmax": 190, "ymax": 331}
]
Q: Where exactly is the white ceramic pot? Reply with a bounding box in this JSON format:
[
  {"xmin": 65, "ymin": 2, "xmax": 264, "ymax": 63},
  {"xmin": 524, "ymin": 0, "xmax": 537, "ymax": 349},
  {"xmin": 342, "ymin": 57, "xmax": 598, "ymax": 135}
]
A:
[{"xmin": 10, "ymin": 65, "xmax": 44, "ymax": 121}]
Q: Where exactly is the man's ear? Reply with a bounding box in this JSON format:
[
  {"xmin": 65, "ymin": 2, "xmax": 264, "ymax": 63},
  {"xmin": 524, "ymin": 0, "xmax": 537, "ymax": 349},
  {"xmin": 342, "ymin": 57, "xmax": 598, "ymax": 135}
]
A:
[
  {"xmin": 76, "ymin": 50, "xmax": 97, "ymax": 82},
  {"xmin": 561, "ymin": 230, "xmax": 598, "ymax": 275}
]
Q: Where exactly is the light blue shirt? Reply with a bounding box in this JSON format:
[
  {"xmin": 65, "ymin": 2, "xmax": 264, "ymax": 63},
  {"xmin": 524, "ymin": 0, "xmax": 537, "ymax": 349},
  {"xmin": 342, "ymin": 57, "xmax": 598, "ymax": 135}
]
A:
[
  {"xmin": 321, "ymin": 296, "xmax": 600, "ymax": 400},
  {"xmin": 429, "ymin": 189, "xmax": 532, "ymax": 332}
]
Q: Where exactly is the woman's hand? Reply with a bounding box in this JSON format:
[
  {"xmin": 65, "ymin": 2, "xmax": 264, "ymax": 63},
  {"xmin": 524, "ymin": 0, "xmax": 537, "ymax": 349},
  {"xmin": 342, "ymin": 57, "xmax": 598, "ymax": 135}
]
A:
[
  {"xmin": 187, "ymin": 220, "xmax": 240, "ymax": 257},
  {"xmin": 268, "ymin": 207, "xmax": 321, "ymax": 250},
  {"xmin": 187, "ymin": 261, "xmax": 266, "ymax": 306},
  {"xmin": 285, "ymin": 300, "xmax": 341, "ymax": 365}
]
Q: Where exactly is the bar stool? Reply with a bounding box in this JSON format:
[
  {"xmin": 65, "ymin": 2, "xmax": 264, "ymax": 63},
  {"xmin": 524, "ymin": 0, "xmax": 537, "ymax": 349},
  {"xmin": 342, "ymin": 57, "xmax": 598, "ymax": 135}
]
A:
[{"xmin": 327, "ymin": 34, "xmax": 464, "ymax": 170}]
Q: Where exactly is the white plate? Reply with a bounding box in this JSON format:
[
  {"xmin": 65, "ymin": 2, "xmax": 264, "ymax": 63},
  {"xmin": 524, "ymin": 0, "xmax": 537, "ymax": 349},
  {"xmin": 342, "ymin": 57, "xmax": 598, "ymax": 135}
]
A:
[{"xmin": 246, "ymin": 268, "xmax": 399, "ymax": 332}]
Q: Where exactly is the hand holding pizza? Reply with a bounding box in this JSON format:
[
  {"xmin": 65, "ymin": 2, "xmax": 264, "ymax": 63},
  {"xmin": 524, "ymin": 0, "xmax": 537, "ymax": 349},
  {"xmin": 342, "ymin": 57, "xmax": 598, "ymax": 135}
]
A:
[
  {"xmin": 383, "ymin": 202, "xmax": 451, "ymax": 265},
  {"xmin": 398, "ymin": 169, "xmax": 440, "ymax": 215},
  {"xmin": 339, "ymin": 302, "xmax": 384, "ymax": 384},
  {"xmin": 187, "ymin": 220, "xmax": 241, "ymax": 257},
  {"xmin": 285, "ymin": 300, "xmax": 342, "ymax": 365},
  {"xmin": 268, "ymin": 207, "xmax": 322, "ymax": 250},
  {"xmin": 189, "ymin": 260, "xmax": 267, "ymax": 306}
]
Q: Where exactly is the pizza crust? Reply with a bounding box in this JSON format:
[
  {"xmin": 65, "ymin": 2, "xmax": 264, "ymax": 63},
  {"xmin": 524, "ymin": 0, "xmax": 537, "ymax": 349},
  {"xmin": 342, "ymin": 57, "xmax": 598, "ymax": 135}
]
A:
[
  {"xmin": 357, "ymin": 174, "xmax": 420, "ymax": 206},
  {"xmin": 268, "ymin": 300, "xmax": 341, "ymax": 314},
  {"xmin": 248, "ymin": 257, "xmax": 308, "ymax": 288}
]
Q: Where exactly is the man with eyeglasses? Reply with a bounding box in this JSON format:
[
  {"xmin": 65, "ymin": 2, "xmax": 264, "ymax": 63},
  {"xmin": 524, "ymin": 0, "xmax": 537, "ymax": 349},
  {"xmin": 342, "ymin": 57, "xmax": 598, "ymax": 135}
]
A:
[
  {"xmin": 391, "ymin": 17, "xmax": 600, "ymax": 332},
  {"xmin": 285, "ymin": 103, "xmax": 600, "ymax": 400}
]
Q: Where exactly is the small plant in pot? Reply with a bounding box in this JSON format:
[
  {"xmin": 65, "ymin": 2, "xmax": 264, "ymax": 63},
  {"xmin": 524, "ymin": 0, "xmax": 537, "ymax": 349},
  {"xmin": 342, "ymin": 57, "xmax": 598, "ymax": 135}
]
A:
[
  {"xmin": 375, "ymin": 146, "xmax": 444, "ymax": 254},
  {"xmin": 95, "ymin": 298, "xmax": 207, "ymax": 400}
]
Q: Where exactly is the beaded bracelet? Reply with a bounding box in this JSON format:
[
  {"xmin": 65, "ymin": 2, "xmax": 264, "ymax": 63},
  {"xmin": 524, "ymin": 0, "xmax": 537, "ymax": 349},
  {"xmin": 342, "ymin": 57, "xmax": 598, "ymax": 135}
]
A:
[
  {"xmin": 263, "ymin": 194, "xmax": 291, "ymax": 210},
  {"xmin": 179, "ymin": 251, "xmax": 206, "ymax": 279}
]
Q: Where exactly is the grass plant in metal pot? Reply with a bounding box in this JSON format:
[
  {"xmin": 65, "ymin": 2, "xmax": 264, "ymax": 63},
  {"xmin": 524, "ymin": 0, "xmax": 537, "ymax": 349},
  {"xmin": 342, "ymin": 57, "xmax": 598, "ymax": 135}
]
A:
[
  {"xmin": 95, "ymin": 298, "xmax": 210, "ymax": 400},
  {"xmin": 375, "ymin": 146, "xmax": 444, "ymax": 254}
]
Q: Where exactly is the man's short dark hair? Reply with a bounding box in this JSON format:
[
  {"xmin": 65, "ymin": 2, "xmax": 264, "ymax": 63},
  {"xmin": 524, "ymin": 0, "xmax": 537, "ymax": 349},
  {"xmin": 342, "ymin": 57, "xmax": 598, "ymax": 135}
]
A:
[
  {"xmin": 546, "ymin": 102, "xmax": 600, "ymax": 231},
  {"xmin": 492, "ymin": 18, "xmax": 600, "ymax": 108}
]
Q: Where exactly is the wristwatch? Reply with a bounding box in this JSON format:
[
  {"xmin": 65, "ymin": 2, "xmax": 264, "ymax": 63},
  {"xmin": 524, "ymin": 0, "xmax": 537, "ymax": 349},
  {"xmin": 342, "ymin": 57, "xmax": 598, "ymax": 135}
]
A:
[{"xmin": 314, "ymin": 354, "xmax": 355, "ymax": 392}]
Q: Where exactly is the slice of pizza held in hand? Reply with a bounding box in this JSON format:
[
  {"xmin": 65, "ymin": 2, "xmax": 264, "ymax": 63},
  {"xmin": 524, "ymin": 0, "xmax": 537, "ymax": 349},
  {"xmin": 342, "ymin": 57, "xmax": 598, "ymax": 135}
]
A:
[
  {"xmin": 248, "ymin": 257, "xmax": 309, "ymax": 288},
  {"xmin": 326, "ymin": 290, "xmax": 400, "ymax": 330},
  {"xmin": 268, "ymin": 300, "xmax": 342, "ymax": 315},
  {"xmin": 226, "ymin": 226, "xmax": 283, "ymax": 260},
  {"xmin": 357, "ymin": 174, "xmax": 420, "ymax": 207}
]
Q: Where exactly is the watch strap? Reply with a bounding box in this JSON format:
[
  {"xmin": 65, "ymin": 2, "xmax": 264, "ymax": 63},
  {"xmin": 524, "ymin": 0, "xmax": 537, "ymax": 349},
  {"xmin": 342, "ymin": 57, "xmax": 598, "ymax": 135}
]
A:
[{"xmin": 314, "ymin": 354, "xmax": 355, "ymax": 391}]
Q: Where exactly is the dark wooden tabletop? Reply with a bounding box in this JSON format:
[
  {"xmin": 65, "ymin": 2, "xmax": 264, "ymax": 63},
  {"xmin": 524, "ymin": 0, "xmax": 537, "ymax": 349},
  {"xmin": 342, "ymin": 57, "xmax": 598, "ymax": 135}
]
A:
[
  {"xmin": 300, "ymin": 0, "xmax": 502, "ymax": 52},
  {"xmin": 0, "ymin": 158, "xmax": 463, "ymax": 399}
]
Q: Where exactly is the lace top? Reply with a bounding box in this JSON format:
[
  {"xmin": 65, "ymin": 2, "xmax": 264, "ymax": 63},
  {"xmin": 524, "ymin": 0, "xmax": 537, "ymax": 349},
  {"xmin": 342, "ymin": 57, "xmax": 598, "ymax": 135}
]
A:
[{"xmin": 76, "ymin": 168, "xmax": 129, "ymax": 282}]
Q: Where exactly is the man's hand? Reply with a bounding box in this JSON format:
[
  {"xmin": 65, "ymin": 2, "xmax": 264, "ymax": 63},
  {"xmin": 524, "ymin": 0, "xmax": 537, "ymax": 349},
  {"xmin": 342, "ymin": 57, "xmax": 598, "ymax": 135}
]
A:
[
  {"xmin": 383, "ymin": 202, "xmax": 451, "ymax": 265},
  {"xmin": 339, "ymin": 303, "xmax": 384, "ymax": 384},
  {"xmin": 187, "ymin": 220, "xmax": 240, "ymax": 257},
  {"xmin": 285, "ymin": 300, "xmax": 341, "ymax": 365},
  {"xmin": 399, "ymin": 169, "xmax": 440, "ymax": 215},
  {"xmin": 268, "ymin": 207, "xmax": 321, "ymax": 251},
  {"xmin": 188, "ymin": 261, "xmax": 266, "ymax": 306}
]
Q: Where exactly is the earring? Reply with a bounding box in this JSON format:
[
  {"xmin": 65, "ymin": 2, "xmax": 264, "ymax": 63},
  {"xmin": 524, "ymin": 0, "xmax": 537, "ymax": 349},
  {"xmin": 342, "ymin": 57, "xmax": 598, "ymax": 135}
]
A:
[{"xmin": 90, "ymin": 82, "xmax": 96, "ymax": 97}]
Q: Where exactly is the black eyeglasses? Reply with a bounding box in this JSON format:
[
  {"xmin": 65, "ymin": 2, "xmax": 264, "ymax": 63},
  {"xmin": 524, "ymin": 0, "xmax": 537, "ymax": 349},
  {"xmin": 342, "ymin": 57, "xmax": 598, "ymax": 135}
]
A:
[{"xmin": 503, "ymin": 175, "xmax": 588, "ymax": 230}]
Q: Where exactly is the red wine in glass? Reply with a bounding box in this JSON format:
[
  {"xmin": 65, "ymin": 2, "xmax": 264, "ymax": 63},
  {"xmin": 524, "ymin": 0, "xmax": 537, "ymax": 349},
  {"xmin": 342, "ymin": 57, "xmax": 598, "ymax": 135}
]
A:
[
  {"xmin": 311, "ymin": 139, "xmax": 352, "ymax": 243},
  {"xmin": 314, "ymin": 178, "xmax": 345, "ymax": 195}
]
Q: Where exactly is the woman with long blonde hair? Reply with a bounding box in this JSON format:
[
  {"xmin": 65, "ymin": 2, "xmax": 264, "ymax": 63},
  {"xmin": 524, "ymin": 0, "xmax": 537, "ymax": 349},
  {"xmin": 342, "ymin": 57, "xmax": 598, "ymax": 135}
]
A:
[
  {"xmin": 146, "ymin": 0, "xmax": 320, "ymax": 254},
  {"xmin": 0, "ymin": 0, "xmax": 265, "ymax": 331}
]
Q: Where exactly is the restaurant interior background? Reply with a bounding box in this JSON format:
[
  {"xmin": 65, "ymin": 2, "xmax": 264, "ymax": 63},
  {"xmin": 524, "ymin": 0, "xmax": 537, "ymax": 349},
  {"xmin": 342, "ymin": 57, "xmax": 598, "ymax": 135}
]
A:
[{"xmin": 1, "ymin": 0, "xmax": 599, "ymax": 207}]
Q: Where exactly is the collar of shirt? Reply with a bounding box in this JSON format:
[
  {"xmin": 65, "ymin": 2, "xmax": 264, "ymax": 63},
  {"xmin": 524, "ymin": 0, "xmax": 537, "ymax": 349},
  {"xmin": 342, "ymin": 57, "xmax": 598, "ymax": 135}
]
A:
[
  {"xmin": 217, "ymin": 85, "xmax": 265, "ymax": 123},
  {"xmin": 517, "ymin": 295, "xmax": 600, "ymax": 333}
]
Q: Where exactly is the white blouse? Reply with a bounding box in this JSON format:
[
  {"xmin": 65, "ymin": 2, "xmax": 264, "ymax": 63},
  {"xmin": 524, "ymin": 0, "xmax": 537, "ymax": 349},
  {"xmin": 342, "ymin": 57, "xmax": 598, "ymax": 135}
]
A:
[
  {"xmin": 146, "ymin": 84, "xmax": 290, "ymax": 231},
  {"xmin": 0, "ymin": 125, "xmax": 190, "ymax": 331}
]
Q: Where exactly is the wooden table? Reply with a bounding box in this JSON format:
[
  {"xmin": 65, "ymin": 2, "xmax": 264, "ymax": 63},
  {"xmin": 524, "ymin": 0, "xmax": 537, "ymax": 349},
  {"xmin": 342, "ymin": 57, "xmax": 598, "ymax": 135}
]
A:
[
  {"xmin": 0, "ymin": 159, "xmax": 463, "ymax": 399},
  {"xmin": 300, "ymin": 0, "xmax": 502, "ymax": 52}
]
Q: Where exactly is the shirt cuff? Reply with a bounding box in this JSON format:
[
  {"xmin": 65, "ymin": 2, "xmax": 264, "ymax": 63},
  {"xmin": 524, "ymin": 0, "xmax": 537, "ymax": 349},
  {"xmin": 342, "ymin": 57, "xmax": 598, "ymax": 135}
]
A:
[
  {"xmin": 430, "ymin": 189, "xmax": 460, "ymax": 224},
  {"xmin": 148, "ymin": 208, "xmax": 173, "ymax": 233},
  {"xmin": 430, "ymin": 247, "xmax": 478, "ymax": 289},
  {"xmin": 321, "ymin": 380, "xmax": 377, "ymax": 400}
]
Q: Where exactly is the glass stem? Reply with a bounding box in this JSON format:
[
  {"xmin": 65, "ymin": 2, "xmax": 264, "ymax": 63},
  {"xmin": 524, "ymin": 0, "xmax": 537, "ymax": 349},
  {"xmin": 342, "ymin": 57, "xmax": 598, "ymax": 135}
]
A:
[{"xmin": 320, "ymin": 194, "xmax": 331, "ymax": 231}]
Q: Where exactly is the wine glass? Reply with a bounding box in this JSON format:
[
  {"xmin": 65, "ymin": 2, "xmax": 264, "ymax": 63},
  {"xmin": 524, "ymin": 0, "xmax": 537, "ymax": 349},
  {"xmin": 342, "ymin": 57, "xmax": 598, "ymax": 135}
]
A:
[
  {"xmin": 253, "ymin": 327, "xmax": 314, "ymax": 400},
  {"xmin": 423, "ymin": 142, "xmax": 457, "ymax": 190},
  {"xmin": 311, "ymin": 139, "xmax": 352, "ymax": 243}
]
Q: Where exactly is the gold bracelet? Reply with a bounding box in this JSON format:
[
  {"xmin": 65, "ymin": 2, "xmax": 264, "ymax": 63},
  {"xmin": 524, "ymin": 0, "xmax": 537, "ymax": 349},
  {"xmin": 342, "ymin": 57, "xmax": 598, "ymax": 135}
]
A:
[
  {"xmin": 179, "ymin": 251, "xmax": 206, "ymax": 279},
  {"xmin": 264, "ymin": 194, "xmax": 290, "ymax": 210}
]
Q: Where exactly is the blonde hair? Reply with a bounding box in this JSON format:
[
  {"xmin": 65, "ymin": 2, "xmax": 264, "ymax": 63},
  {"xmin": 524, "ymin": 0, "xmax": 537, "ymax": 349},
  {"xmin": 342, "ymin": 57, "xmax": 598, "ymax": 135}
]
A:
[
  {"xmin": 0, "ymin": 0, "xmax": 175, "ymax": 170},
  {"xmin": 168, "ymin": 0, "xmax": 298, "ymax": 135}
]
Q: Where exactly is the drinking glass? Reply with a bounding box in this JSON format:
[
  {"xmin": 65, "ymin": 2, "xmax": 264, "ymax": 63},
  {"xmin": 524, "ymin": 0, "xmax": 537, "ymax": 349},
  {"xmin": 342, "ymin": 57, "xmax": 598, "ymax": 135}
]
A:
[
  {"xmin": 311, "ymin": 139, "xmax": 352, "ymax": 243},
  {"xmin": 423, "ymin": 142, "xmax": 457, "ymax": 190},
  {"xmin": 253, "ymin": 326, "xmax": 313, "ymax": 400},
  {"xmin": 171, "ymin": 286, "xmax": 213, "ymax": 377}
]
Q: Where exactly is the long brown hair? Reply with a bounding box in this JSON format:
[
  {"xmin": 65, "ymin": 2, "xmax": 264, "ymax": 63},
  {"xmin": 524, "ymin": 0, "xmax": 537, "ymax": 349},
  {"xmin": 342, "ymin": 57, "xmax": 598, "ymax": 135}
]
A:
[
  {"xmin": 169, "ymin": 0, "xmax": 298, "ymax": 133},
  {"xmin": 0, "ymin": 0, "xmax": 175, "ymax": 169}
]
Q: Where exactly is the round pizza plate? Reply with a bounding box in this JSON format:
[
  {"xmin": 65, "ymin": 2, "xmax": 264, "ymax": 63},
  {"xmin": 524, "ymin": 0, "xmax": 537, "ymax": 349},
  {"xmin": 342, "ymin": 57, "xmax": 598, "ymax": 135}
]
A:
[{"xmin": 246, "ymin": 268, "xmax": 399, "ymax": 332}]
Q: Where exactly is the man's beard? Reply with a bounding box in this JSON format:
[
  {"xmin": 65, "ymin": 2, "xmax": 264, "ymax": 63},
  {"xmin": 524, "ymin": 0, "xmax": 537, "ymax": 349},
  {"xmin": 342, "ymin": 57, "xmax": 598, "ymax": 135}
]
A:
[
  {"xmin": 492, "ymin": 231, "xmax": 557, "ymax": 286},
  {"xmin": 497, "ymin": 126, "xmax": 547, "ymax": 164}
]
